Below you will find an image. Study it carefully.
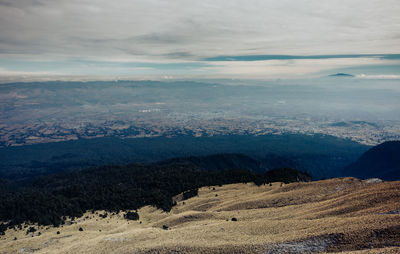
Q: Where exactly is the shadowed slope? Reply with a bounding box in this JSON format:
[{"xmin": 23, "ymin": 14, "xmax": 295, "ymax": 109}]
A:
[{"xmin": 345, "ymin": 141, "xmax": 400, "ymax": 180}]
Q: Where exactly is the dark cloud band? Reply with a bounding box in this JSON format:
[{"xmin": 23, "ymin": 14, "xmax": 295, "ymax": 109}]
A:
[{"xmin": 204, "ymin": 54, "xmax": 400, "ymax": 61}]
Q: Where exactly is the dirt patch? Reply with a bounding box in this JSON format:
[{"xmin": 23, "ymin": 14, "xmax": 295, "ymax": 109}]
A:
[
  {"xmin": 264, "ymin": 226, "xmax": 400, "ymax": 253},
  {"xmin": 363, "ymin": 178, "xmax": 383, "ymax": 184},
  {"xmin": 264, "ymin": 234, "xmax": 344, "ymax": 253}
]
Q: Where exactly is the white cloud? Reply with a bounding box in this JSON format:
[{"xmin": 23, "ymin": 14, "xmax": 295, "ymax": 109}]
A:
[
  {"xmin": 0, "ymin": 0, "xmax": 399, "ymax": 63},
  {"xmin": 203, "ymin": 57, "xmax": 400, "ymax": 78},
  {"xmin": 356, "ymin": 74, "xmax": 400, "ymax": 79},
  {"xmin": 0, "ymin": 0, "xmax": 399, "ymax": 79},
  {"xmin": 0, "ymin": 67, "xmax": 56, "ymax": 76}
]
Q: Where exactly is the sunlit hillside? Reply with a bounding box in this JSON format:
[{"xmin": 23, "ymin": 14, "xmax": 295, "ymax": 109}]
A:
[{"xmin": 1, "ymin": 178, "xmax": 399, "ymax": 253}]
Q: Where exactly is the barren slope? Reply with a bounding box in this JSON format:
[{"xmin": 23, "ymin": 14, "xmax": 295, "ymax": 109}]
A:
[{"xmin": 1, "ymin": 178, "xmax": 399, "ymax": 253}]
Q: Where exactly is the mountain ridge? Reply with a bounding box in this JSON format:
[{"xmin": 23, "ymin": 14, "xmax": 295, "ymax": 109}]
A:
[
  {"xmin": 344, "ymin": 140, "xmax": 400, "ymax": 180},
  {"xmin": 0, "ymin": 134, "xmax": 369, "ymax": 179}
]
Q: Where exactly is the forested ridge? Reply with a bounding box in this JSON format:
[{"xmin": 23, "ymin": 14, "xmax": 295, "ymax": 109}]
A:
[
  {"xmin": 0, "ymin": 161, "xmax": 310, "ymax": 234},
  {"xmin": 0, "ymin": 134, "xmax": 367, "ymax": 179}
]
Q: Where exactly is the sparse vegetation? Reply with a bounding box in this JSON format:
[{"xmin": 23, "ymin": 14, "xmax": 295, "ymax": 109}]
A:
[
  {"xmin": 182, "ymin": 189, "xmax": 198, "ymax": 200},
  {"xmin": 124, "ymin": 211, "xmax": 139, "ymax": 221},
  {"xmin": 26, "ymin": 227, "xmax": 36, "ymax": 234}
]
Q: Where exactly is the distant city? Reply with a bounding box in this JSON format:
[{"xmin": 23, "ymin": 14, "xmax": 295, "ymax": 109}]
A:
[
  {"xmin": 1, "ymin": 79, "xmax": 399, "ymax": 147},
  {"xmin": 1, "ymin": 116, "xmax": 399, "ymax": 148}
]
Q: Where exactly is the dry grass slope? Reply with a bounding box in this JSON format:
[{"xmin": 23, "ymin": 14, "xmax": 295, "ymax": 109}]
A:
[{"xmin": 1, "ymin": 178, "xmax": 399, "ymax": 253}]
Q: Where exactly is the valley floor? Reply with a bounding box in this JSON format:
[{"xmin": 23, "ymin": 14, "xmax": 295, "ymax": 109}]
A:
[{"xmin": 1, "ymin": 178, "xmax": 400, "ymax": 253}]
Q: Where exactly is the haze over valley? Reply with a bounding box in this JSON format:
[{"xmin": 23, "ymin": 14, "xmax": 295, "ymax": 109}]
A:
[{"xmin": 1, "ymin": 77, "xmax": 399, "ymax": 148}]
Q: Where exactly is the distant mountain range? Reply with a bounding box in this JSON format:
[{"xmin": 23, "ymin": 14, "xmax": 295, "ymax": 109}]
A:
[{"xmin": 344, "ymin": 141, "xmax": 400, "ymax": 180}]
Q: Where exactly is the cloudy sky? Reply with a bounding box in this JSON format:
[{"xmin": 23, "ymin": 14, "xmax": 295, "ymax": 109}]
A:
[{"xmin": 0, "ymin": 0, "xmax": 399, "ymax": 80}]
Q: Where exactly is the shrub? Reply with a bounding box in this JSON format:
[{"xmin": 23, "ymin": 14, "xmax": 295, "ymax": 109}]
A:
[
  {"xmin": 26, "ymin": 227, "xmax": 36, "ymax": 234},
  {"xmin": 182, "ymin": 189, "xmax": 198, "ymax": 200},
  {"xmin": 124, "ymin": 211, "xmax": 139, "ymax": 221}
]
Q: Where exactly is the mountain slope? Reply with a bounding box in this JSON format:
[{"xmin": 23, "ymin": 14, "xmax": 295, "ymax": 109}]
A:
[
  {"xmin": 344, "ymin": 141, "xmax": 400, "ymax": 180},
  {"xmin": 1, "ymin": 178, "xmax": 399, "ymax": 253}
]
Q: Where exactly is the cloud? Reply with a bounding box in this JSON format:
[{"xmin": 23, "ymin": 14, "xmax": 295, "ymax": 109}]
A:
[
  {"xmin": 202, "ymin": 57, "xmax": 400, "ymax": 78},
  {"xmin": 1, "ymin": 56, "xmax": 400, "ymax": 81},
  {"xmin": 0, "ymin": 67, "xmax": 56, "ymax": 76},
  {"xmin": 356, "ymin": 74, "xmax": 400, "ymax": 79},
  {"xmin": 0, "ymin": 0, "xmax": 399, "ymax": 78},
  {"xmin": 1, "ymin": 1, "xmax": 399, "ymax": 60},
  {"xmin": 204, "ymin": 54, "xmax": 400, "ymax": 62}
]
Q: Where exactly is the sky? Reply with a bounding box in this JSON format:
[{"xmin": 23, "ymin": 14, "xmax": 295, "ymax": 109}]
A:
[{"xmin": 0, "ymin": 0, "xmax": 400, "ymax": 81}]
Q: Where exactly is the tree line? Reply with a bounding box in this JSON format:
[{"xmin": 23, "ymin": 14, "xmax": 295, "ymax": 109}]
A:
[{"xmin": 0, "ymin": 161, "xmax": 310, "ymax": 234}]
